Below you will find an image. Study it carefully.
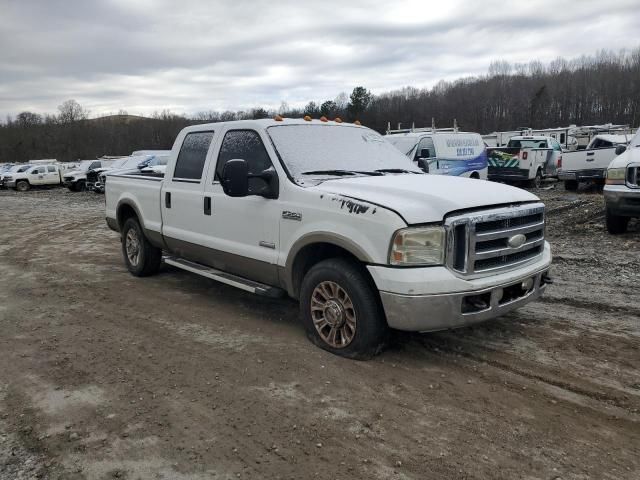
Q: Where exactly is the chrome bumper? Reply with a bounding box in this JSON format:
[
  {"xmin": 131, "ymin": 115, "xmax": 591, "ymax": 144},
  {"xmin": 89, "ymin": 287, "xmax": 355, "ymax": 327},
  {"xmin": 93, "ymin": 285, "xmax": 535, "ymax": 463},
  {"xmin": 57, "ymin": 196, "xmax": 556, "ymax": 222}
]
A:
[
  {"xmin": 380, "ymin": 268, "xmax": 550, "ymax": 332},
  {"xmin": 604, "ymin": 187, "xmax": 640, "ymax": 216}
]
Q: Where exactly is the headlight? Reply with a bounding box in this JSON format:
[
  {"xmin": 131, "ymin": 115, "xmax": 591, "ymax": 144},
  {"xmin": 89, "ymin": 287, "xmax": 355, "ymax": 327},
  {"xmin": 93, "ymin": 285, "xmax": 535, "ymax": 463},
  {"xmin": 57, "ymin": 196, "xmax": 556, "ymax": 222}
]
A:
[
  {"xmin": 606, "ymin": 167, "xmax": 626, "ymax": 185},
  {"xmin": 389, "ymin": 226, "xmax": 445, "ymax": 266}
]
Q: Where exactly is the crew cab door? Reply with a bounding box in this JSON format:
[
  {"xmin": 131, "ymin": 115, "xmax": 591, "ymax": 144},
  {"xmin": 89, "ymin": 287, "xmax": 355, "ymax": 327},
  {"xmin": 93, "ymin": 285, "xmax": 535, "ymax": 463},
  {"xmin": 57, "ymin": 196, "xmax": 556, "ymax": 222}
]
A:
[
  {"xmin": 46, "ymin": 165, "xmax": 60, "ymax": 184},
  {"xmin": 29, "ymin": 167, "xmax": 46, "ymax": 185},
  {"xmin": 200, "ymin": 128, "xmax": 280, "ymax": 285},
  {"xmin": 161, "ymin": 130, "xmax": 216, "ymax": 254}
]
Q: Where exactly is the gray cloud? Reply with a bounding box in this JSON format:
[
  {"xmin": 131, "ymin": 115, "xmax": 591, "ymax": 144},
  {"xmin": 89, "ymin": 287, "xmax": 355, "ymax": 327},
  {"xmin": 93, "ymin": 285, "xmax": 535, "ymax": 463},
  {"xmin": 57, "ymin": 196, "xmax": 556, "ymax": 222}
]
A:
[{"xmin": 1, "ymin": 0, "xmax": 638, "ymax": 117}]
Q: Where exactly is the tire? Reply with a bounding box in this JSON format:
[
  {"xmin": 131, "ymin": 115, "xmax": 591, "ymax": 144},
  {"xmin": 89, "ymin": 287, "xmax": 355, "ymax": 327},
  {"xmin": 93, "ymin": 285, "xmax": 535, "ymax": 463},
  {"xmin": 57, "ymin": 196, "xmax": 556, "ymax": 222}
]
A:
[
  {"xmin": 605, "ymin": 209, "xmax": 629, "ymax": 234},
  {"xmin": 527, "ymin": 169, "xmax": 543, "ymax": 189},
  {"xmin": 77, "ymin": 180, "xmax": 86, "ymax": 192},
  {"xmin": 15, "ymin": 180, "xmax": 30, "ymax": 192},
  {"xmin": 299, "ymin": 258, "xmax": 388, "ymax": 359},
  {"xmin": 469, "ymin": 172, "xmax": 480, "ymax": 179},
  {"xmin": 121, "ymin": 218, "xmax": 162, "ymax": 276},
  {"xmin": 564, "ymin": 180, "xmax": 578, "ymax": 191}
]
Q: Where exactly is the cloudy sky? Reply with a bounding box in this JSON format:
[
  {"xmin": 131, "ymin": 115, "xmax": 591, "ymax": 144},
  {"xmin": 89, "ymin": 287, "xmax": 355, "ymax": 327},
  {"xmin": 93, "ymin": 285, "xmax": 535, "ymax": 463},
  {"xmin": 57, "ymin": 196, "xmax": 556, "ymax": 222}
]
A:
[{"xmin": 1, "ymin": 0, "xmax": 638, "ymax": 118}]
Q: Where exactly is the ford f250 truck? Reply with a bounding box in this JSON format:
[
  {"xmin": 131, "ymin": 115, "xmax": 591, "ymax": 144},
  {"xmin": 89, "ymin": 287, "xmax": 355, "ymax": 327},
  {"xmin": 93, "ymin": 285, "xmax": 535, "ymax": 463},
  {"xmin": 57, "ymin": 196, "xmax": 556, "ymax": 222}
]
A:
[
  {"xmin": 105, "ymin": 118, "xmax": 552, "ymax": 359},
  {"xmin": 603, "ymin": 129, "xmax": 640, "ymax": 234}
]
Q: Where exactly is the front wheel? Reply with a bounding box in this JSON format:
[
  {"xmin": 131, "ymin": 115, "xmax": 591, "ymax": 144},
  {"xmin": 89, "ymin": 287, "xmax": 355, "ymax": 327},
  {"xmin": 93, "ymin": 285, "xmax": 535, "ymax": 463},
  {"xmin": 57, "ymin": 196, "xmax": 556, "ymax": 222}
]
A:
[
  {"xmin": 121, "ymin": 218, "xmax": 162, "ymax": 276},
  {"xmin": 605, "ymin": 209, "xmax": 629, "ymax": 234},
  {"xmin": 299, "ymin": 258, "xmax": 388, "ymax": 359},
  {"xmin": 15, "ymin": 180, "xmax": 30, "ymax": 192}
]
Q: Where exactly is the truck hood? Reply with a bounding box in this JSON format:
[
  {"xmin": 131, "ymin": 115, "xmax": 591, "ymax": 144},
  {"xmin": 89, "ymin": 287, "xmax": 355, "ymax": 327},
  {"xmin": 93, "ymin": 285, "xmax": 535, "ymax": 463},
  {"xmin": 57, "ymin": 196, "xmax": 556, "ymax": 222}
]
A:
[
  {"xmin": 312, "ymin": 174, "xmax": 539, "ymax": 224},
  {"xmin": 65, "ymin": 170, "xmax": 85, "ymax": 177}
]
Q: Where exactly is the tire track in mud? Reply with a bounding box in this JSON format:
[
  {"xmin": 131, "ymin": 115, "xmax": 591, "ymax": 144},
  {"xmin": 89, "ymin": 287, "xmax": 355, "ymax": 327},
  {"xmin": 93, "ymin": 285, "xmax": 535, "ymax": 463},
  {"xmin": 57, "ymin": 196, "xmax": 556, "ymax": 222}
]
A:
[
  {"xmin": 411, "ymin": 332, "xmax": 640, "ymax": 416},
  {"xmin": 539, "ymin": 295, "xmax": 640, "ymax": 318}
]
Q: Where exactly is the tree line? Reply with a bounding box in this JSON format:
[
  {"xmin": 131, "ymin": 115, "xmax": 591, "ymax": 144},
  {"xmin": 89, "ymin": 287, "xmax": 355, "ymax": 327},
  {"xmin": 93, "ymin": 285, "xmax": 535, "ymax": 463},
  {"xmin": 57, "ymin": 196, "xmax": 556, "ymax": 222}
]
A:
[{"xmin": 1, "ymin": 47, "xmax": 638, "ymax": 163}]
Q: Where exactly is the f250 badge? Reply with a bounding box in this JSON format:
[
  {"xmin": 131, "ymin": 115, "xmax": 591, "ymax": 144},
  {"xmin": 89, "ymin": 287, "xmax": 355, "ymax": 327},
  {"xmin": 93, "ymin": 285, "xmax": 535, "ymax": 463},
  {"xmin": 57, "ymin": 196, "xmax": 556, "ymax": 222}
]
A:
[{"xmin": 282, "ymin": 211, "xmax": 302, "ymax": 221}]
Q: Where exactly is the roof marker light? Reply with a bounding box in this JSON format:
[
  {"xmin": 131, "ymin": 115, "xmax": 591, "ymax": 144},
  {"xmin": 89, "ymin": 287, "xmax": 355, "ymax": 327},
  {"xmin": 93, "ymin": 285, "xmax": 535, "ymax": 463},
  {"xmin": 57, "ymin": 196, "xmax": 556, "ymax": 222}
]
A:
[
  {"xmin": 304, "ymin": 115, "xmax": 312, "ymax": 121},
  {"xmin": 354, "ymin": 120, "xmax": 362, "ymax": 126},
  {"xmin": 334, "ymin": 117, "xmax": 343, "ymax": 123},
  {"xmin": 320, "ymin": 116, "xmax": 328, "ymax": 122},
  {"xmin": 274, "ymin": 115, "xmax": 284, "ymax": 121}
]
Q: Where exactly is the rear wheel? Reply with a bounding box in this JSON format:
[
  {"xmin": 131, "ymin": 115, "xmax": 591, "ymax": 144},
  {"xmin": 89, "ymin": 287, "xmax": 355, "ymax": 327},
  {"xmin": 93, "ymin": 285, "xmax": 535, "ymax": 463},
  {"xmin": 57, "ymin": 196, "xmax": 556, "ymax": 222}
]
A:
[
  {"xmin": 15, "ymin": 180, "xmax": 30, "ymax": 192},
  {"xmin": 121, "ymin": 218, "xmax": 162, "ymax": 276},
  {"xmin": 299, "ymin": 258, "xmax": 388, "ymax": 359},
  {"xmin": 605, "ymin": 209, "xmax": 629, "ymax": 234},
  {"xmin": 564, "ymin": 180, "xmax": 578, "ymax": 191},
  {"xmin": 528, "ymin": 169, "xmax": 543, "ymax": 188}
]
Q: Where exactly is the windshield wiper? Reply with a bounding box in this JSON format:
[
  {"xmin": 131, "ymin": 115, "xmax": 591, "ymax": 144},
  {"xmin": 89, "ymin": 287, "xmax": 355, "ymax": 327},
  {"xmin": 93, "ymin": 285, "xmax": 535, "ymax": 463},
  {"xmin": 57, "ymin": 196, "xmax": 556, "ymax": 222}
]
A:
[
  {"xmin": 374, "ymin": 168, "xmax": 420, "ymax": 174},
  {"xmin": 301, "ymin": 169, "xmax": 383, "ymax": 176}
]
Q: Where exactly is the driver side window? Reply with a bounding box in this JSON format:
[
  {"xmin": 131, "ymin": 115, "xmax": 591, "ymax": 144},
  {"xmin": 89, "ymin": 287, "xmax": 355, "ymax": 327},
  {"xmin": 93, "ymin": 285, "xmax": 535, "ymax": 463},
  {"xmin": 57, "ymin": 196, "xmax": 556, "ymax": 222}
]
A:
[
  {"xmin": 416, "ymin": 137, "xmax": 436, "ymax": 160},
  {"xmin": 216, "ymin": 130, "xmax": 274, "ymax": 190}
]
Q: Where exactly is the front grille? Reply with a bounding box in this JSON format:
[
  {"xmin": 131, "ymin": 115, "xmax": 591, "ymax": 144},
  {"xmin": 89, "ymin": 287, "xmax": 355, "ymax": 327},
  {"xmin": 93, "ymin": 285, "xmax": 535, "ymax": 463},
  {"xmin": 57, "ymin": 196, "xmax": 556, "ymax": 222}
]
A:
[
  {"xmin": 627, "ymin": 166, "xmax": 639, "ymax": 188},
  {"xmin": 446, "ymin": 203, "xmax": 545, "ymax": 277}
]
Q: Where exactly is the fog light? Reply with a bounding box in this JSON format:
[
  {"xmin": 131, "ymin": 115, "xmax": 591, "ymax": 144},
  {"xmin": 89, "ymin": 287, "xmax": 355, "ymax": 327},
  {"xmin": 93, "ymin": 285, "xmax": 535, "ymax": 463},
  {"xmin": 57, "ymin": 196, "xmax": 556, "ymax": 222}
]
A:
[
  {"xmin": 494, "ymin": 287, "xmax": 504, "ymax": 302},
  {"xmin": 521, "ymin": 278, "xmax": 534, "ymax": 291}
]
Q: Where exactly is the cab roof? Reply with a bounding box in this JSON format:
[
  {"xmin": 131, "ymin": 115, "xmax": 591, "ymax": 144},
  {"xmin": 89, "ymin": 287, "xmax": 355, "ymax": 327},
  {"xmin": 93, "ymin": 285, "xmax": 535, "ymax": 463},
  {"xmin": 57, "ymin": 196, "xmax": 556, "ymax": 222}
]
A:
[{"xmin": 183, "ymin": 117, "xmax": 365, "ymax": 134}]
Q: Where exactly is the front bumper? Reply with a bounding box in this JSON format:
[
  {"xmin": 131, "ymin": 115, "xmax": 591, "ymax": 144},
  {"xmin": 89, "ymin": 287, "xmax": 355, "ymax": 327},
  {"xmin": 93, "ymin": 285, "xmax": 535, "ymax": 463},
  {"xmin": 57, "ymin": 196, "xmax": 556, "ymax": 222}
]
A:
[
  {"xmin": 379, "ymin": 267, "xmax": 550, "ymax": 332},
  {"xmin": 5, "ymin": 180, "xmax": 16, "ymax": 188},
  {"xmin": 604, "ymin": 186, "xmax": 640, "ymax": 217}
]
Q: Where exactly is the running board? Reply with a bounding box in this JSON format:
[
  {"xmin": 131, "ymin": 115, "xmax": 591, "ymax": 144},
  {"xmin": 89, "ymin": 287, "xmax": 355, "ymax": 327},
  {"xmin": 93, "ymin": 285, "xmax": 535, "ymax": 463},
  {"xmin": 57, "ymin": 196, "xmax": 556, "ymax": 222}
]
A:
[{"xmin": 163, "ymin": 256, "xmax": 285, "ymax": 298}]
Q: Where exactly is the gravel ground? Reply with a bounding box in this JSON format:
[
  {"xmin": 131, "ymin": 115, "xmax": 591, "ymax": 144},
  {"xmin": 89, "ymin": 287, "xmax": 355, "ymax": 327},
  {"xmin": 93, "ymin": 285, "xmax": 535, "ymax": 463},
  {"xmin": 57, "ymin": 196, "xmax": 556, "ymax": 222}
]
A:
[{"xmin": 0, "ymin": 184, "xmax": 638, "ymax": 480}]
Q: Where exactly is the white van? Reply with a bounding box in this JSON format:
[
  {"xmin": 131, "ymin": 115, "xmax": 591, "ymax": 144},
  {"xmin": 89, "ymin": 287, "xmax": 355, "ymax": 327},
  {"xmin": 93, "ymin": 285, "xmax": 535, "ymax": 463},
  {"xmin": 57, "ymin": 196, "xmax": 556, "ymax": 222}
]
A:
[{"xmin": 385, "ymin": 130, "xmax": 488, "ymax": 179}]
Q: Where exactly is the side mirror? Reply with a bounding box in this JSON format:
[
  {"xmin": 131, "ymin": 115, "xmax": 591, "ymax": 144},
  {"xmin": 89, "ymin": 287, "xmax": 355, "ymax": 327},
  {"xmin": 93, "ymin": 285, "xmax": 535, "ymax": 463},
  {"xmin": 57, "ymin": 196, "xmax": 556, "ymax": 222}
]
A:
[
  {"xmin": 221, "ymin": 159, "xmax": 249, "ymax": 197},
  {"xmin": 419, "ymin": 148, "xmax": 431, "ymax": 159},
  {"xmin": 615, "ymin": 145, "xmax": 627, "ymax": 155},
  {"xmin": 416, "ymin": 158, "xmax": 429, "ymax": 173}
]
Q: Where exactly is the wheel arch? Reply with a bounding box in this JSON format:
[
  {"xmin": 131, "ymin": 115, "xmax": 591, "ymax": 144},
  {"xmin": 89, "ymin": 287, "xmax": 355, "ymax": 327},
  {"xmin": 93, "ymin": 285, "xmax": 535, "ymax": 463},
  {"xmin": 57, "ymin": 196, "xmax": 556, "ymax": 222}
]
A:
[{"xmin": 284, "ymin": 234, "xmax": 376, "ymax": 299}]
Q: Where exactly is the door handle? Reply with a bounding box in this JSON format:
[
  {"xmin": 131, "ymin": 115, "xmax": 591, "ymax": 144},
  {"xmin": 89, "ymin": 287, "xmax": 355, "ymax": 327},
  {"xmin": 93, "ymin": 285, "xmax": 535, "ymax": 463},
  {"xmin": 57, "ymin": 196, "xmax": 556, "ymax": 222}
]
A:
[
  {"xmin": 165, "ymin": 192, "xmax": 171, "ymax": 208},
  {"xmin": 204, "ymin": 196, "xmax": 211, "ymax": 215},
  {"xmin": 586, "ymin": 152, "xmax": 594, "ymax": 156}
]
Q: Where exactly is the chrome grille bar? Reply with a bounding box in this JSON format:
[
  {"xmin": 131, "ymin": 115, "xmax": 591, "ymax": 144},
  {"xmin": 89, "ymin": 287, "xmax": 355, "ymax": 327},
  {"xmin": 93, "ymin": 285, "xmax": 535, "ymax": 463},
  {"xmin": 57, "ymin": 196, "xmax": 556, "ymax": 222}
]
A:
[{"xmin": 445, "ymin": 203, "xmax": 545, "ymax": 278}]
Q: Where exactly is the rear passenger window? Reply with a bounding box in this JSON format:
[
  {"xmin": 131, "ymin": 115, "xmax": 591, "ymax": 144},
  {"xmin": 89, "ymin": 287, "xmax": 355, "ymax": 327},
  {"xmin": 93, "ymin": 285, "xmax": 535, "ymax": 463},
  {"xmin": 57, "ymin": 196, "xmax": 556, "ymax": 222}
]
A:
[
  {"xmin": 216, "ymin": 130, "xmax": 273, "ymax": 181},
  {"xmin": 174, "ymin": 131, "xmax": 214, "ymax": 180},
  {"xmin": 47, "ymin": 166, "xmax": 56, "ymax": 172}
]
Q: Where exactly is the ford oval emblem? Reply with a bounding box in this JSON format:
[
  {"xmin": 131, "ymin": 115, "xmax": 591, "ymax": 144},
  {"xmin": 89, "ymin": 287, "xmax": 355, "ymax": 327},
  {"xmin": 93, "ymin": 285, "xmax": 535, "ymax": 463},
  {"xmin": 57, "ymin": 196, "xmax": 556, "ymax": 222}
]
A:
[{"xmin": 508, "ymin": 234, "xmax": 526, "ymax": 249}]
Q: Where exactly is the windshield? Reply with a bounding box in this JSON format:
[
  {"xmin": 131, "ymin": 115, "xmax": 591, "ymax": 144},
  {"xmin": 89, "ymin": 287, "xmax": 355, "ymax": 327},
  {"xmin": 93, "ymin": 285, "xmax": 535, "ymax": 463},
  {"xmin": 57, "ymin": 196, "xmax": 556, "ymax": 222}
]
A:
[
  {"xmin": 78, "ymin": 160, "xmax": 94, "ymax": 170},
  {"xmin": 13, "ymin": 165, "xmax": 32, "ymax": 173},
  {"xmin": 385, "ymin": 136, "xmax": 419, "ymax": 156},
  {"xmin": 267, "ymin": 125, "xmax": 420, "ymax": 179}
]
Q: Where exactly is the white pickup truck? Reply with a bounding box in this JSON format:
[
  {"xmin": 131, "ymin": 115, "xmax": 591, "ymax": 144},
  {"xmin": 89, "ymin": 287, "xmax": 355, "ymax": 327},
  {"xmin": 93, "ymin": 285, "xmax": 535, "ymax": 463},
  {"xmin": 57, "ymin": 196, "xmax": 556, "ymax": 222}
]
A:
[
  {"xmin": 558, "ymin": 134, "xmax": 632, "ymax": 190},
  {"xmin": 603, "ymin": 130, "xmax": 640, "ymax": 234},
  {"xmin": 4, "ymin": 163, "xmax": 62, "ymax": 191},
  {"xmin": 487, "ymin": 136, "xmax": 563, "ymax": 187},
  {"xmin": 63, "ymin": 159, "xmax": 105, "ymax": 191},
  {"xmin": 105, "ymin": 118, "xmax": 552, "ymax": 358}
]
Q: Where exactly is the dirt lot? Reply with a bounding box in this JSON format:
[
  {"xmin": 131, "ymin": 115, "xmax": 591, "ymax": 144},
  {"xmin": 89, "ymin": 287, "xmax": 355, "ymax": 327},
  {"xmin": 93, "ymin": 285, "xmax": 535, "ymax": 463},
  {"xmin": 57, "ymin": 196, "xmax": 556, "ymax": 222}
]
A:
[{"xmin": 0, "ymin": 184, "xmax": 639, "ymax": 480}]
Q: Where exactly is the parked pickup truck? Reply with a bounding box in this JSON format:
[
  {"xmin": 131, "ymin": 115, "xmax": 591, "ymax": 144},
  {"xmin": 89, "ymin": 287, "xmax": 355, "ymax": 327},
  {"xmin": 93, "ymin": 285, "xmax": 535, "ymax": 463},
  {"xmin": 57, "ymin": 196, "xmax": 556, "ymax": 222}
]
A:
[
  {"xmin": 558, "ymin": 134, "xmax": 632, "ymax": 190},
  {"xmin": 105, "ymin": 118, "xmax": 552, "ymax": 358},
  {"xmin": 603, "ymin": 130, "xmax": 640, "ymax": 234},
  {"xmin": 487, "ymin": 136, "xmax": 563, "ymax": 187},
  {"xmin": 4, "ymin": 163, "xmax": 62, "ymax": 191},
  {"xmin": 63, "ymin": 159, "xmax": 105, "ymax": 191}
]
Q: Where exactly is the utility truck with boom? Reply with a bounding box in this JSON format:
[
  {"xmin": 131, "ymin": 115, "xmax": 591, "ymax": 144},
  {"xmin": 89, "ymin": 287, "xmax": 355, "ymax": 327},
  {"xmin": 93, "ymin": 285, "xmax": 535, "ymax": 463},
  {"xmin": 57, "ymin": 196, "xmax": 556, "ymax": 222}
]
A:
[{"xmin": 105, "ymin": 118, "xmax": 552, "ymax": 359}]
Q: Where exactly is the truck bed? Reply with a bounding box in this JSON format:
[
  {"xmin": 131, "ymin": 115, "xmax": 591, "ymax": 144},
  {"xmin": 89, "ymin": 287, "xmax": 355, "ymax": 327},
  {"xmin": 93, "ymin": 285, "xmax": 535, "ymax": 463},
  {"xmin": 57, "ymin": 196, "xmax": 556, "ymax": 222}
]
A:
[
  {"xmin": 105, "ymin": 172, "xmax": 164, "ymax": 234},
  {"xmin": 558, "ymin": 147, "xmax": 618, "ymax": 181}
]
